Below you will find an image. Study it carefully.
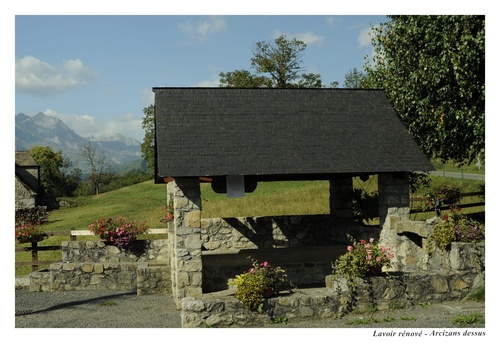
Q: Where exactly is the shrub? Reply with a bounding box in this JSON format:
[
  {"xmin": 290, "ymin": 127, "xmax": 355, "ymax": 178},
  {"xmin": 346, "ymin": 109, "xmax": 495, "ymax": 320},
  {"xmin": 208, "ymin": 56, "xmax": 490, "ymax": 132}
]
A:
[
  {"xmin": 15, "ymin": 206, "xmax": 48, "ymax": 226},
  {"xmin": 332, "ymin": 235, "xmax": 394, "ymax": 278},
  {"xmin": 229, "ymin": 258, "xmax": 293, "ymax": 311},
  {"xmin": 431, "ymin": 209, "xmax": 485, "ymax": 250},
  {"xmin": 88, "ymin": 215, "xmax": 149, "ymax": 249},
  {"xmin": 422, "ymin": 185, "xmax": 461, "ymax": 214}
]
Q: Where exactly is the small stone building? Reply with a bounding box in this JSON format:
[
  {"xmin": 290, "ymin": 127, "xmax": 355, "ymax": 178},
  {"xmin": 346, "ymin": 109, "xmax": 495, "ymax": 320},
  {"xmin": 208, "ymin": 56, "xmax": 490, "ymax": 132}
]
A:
[
  {"xmin": 153, "ymin": 87, "xmax": 434, "ymax": 306},
  {"xmin": 15, "ymin": 151, "xmax": 40, "ymax": 210}
]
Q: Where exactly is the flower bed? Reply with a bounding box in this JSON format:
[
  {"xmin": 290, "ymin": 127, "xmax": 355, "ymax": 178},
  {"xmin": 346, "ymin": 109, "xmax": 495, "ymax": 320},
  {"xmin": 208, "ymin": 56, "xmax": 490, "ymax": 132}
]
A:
[
  {"xmin": 15, "ymin": 222, "xmax": 48, "ymax": 244},
  {"xmin": 332, "ymin": 235, "xmax": 394, "ymax": 278},
  {"xmin": 88, "ymin": 215, "xmax": 148, "ymax": 249}
]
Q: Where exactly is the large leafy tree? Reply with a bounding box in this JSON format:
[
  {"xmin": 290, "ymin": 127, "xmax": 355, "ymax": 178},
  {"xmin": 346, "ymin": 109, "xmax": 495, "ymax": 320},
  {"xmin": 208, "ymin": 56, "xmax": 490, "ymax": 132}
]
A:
[
  {"xmin": 343, "ymin": 68, "xmax": 367, "ymax": 88},
  {"xmin": 365, "ymin": 15, "xmax": 485, "ymax": 166},
  {"xmin": 28, "ymin": 146, "xmax": 81, "ymax": 198},
  {"xmin": 219, "ymin": 35, "xmax": 331, "ymax": 88},
  {"xmin": 141, "ymin": 104, "xmax": 156, "ymax": 177}
]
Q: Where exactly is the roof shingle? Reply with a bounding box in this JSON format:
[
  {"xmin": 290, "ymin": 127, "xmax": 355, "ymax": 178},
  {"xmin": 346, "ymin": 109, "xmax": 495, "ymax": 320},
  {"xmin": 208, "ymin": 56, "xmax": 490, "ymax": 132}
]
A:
[{"xmin": 153, "ymin": 88, "xmax": 433, "ymax": 180}]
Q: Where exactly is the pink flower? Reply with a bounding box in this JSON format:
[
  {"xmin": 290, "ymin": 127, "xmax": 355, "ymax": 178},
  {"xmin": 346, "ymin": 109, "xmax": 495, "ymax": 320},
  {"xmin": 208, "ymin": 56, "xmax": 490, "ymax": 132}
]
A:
[
  {"xmin": 369, "ymin": 238, "xmax": 374, "ymax": 243},
  {"xmin": 347, "ymin": 245, "xmax": 353, "ymax": 251}
]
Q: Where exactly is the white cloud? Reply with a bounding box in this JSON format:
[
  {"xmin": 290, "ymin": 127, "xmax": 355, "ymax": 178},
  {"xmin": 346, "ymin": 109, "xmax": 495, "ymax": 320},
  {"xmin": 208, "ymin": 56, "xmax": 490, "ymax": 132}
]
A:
[
  {"xmin": 44, "ymin": 109, "xmax": 144, "ymax": 142},
  {"xmin": 273, "ymin": 30, "xmax": 324, "ymax": 45},
  {"xmin": 100, "ymin": 112, "xmax": 145, "ymax": 141},
  {"xmin": 141, "ymin": 88, "xmax": 155, "ymax": 108},
  {"xmin": 192, "ymin": 75, "xmax": 220, "ymax": 87},
  {"xmin": 357, "ymin": 26, "xmax": 373, "ymax": 47},
  {"xmin": 16, "ymin": 56, "xmax": 96, "ymax": 96},
  {"xmin": 326, "ymin": 17, "xmax": 339, "ymax": 28},
  {"xmin": 178, "ymin": 16, "xmax": 227, "ymax": 40}
]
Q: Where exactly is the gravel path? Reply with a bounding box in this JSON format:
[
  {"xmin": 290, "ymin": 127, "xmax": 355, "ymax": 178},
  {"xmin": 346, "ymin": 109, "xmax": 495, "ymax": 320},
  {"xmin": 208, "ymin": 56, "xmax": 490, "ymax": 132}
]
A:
[
  {"xmin": 15, "ymin": 290, "xmax": 181, "ymax": 328},
  {"xmin": 15, "ymin": 289, "xmax": 485, "ymax": 329}
]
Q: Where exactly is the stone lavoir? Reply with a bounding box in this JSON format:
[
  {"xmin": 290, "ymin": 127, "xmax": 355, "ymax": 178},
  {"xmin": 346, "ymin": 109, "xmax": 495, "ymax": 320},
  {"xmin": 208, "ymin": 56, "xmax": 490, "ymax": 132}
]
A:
[{"xmin": 28, "ymin": 211, "xmax": 484, "ymax": 327}]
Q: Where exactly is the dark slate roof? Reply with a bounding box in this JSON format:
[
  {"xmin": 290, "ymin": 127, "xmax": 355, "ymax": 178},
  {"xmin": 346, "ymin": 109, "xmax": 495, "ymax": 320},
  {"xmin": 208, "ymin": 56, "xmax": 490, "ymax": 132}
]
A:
[{"xmin": 153, "ymin": 87, "xmax": 434, "ymax": 180}]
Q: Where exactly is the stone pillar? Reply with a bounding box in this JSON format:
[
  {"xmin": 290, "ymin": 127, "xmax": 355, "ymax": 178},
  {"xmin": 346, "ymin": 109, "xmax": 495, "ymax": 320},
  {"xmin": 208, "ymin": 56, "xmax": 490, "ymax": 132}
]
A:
[
  {"xmin": 168, "ymin": 178, "xmax": 203, "ymax": 309},
  {"xmin": 329, "ymin": 176, "xmax": 354, "ymax": 219},
  {"xmin": 378, "ymin": 172, "xmax": 410, "ymax": 228}
]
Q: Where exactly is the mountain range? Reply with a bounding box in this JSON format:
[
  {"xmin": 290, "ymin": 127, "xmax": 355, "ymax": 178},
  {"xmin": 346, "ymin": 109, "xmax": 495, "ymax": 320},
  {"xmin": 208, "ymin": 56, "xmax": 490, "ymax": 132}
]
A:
[{"xmin": 15, "ymin": 112, "xmax": 144, "ymax": 174}]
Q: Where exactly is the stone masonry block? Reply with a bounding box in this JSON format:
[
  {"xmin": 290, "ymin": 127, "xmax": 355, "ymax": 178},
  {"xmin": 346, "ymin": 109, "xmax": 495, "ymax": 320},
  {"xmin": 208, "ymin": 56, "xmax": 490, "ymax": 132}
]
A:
[
  {"xmin": 184, "ymin": 234, "xmax": 202, "ymax": 249},
  {"xmin": 94, "ymin": 263, "xmax": 104, "ymax": 273},
  {"xmin": 63, "ymin": 263, "xmax": 75, "ymax": 271},
  {"xmin": 183, "ymin": 259, "xmax": 202, "ymax": 272},
  {"xmin": 82, "ymin": 264, "xmax": 93, "ymax": 273},
  {"xmin": 185, "ymin": 211, "xmax": 201, "ymax": 228}
]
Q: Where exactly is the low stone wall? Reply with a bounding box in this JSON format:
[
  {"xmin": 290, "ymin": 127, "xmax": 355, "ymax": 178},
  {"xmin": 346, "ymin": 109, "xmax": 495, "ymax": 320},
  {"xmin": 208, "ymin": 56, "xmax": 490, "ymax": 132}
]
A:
[
  {"xmin": 29, "ymin": 239, "xmax": 171, "ymax": 295},
  {"xmin": 29, "ymin": 262, "xmax": 171, "ymax": 294},
  {"xmin": 181, "ymin": 270, "xmax": 484, "ymax": 328},
  {"xmin": 62, "ymin": 239, "xmax": 170, "ymax": 264}
]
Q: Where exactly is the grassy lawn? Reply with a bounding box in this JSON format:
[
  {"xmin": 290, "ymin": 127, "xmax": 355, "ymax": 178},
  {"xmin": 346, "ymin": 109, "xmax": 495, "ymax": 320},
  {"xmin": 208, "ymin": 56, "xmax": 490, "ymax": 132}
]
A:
[
  {"xmin": 15, "ymin": 173, "xmax": 485, "ymax": 276},
  {"xmin": 432, "ymin": 160, "xmax": 485, "ymax": 174}
]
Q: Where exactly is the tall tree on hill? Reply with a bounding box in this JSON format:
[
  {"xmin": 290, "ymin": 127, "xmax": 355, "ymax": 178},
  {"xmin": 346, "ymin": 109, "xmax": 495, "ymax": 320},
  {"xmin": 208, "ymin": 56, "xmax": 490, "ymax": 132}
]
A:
[
  {"xmin": 219, "ymin": 35, "xmax": 332, "ymax": 88},
  {"xmin": 364, "ymin": 15, "xmax": 485, "ymax": 166},
  {"xmin": 140, "ymin": 104, "xmax": 156, "ymax": 177},
  {"xmin": 80, "ymin": 140, "xmax": 114, "ymax": 195}
]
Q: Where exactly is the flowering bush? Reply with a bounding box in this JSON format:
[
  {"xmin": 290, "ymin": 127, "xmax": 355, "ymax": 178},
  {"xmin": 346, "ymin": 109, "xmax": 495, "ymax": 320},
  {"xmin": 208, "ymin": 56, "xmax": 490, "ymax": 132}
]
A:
[
  {"xmin": 229, "ymin": 258, "xmax": 293, "ymax": 311},
  {"xmin": 431, "ymin": 209, "xmax": 485, "ymax": 250},
  {"xmin": 160, "ymin": 199, "xmax": 174, "ymax": 225},
  {"xmin": 88, "ymin": 216, "xmax": 148, "ymax": 249},
  {"xmin": 333, "ymin": 235, "xmax": 394, "ymax": 278},
  {"xmin": 15, "ymin": 222, "xmax": 48, "ymax": 244},
  {"xmin": 422, "ymin": 185, "xmax": 461, "ymax": 214}
]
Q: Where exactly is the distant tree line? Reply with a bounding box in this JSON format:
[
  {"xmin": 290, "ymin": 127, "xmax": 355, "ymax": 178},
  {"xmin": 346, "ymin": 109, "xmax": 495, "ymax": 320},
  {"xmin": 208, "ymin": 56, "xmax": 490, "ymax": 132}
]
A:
[{"xmin": 27, "ymin": 144, "xmax": 150, "ymax": 205}]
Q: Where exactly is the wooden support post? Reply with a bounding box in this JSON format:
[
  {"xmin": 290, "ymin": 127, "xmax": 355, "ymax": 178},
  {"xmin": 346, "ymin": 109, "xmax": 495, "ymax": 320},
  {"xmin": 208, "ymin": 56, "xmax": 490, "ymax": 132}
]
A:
[{"xmin": 31, "ymin": 241, "xmax": 38, "ymax": 272}]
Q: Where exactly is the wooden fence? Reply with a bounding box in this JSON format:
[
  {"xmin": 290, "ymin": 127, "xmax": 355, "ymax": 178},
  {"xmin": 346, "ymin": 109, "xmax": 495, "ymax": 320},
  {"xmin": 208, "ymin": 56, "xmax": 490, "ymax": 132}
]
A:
[
  {"xmin": 409, "ymin": 191, "xmax": 485, "ymax": 214},
  {"xmin": 15, "ymin": 229, "xmax": 168, "ymax": 272}
]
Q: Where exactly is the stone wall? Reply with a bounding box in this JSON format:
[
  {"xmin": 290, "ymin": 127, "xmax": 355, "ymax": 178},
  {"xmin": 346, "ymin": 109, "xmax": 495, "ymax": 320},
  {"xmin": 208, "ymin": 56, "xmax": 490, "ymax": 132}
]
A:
[
  {"xmin": 62, "ymin": 240, "xmax": 170, "ymax": 264},
  {"xmin": 380, "ymin": 208, "xmax": 485, "ymax": 276},
  {"xmin": 29, "ymin": 261, "xmax": 171, "ymax": 294},
  {"xmin": 15, "ymin": 177, "xmax": 36, "ymax": 209},
  {"xmin": 181, "ymin": 268, "xmax": 484, "ymax": 328},
  {"xmin": 199, "ymin": 215, "xmax": 382, "ymax": 292},
  {"xmin": 29, "ymin": 239, "xmax": 171, "ymax": 295}
]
